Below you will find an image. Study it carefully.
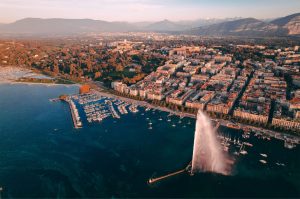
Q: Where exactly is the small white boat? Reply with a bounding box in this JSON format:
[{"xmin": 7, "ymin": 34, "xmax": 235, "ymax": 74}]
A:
[
  {"xmin": 259, "ymin": 160, "xmax": 267, "ymax": 164},
  {"xmin": 260, "ymin": 153, "xmax": 268, "ymax": 158}
]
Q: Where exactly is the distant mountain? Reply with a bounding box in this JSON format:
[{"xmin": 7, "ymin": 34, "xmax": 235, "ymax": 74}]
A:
[
  {"xmin": 144, "ymin": 19, "xmax": 188, "ymax": 31},
  {"xmin": 271, "ymin": 13, "xmax": 300, "ymax": 35},
  {"xmin": 0, "ymin": 18, "xmax": 241, "ymax": 36},
  {"xmin": 0, "ymin": 18, "xmax": 137, "ymax": 35},
  {"xmin": 132, "ymin": 21, "xmax": 153, "ymax": 28},
  {"xmin": 0, "ymin": 13, "xmax": 300, "ymax": 37},
  {"xmin": 143, "ymin": 18, "xmax": 239, "ymax": 32},
  {"xmin": 185, "ymin": 13, "xmax": 300, "ymax": 37},
  {"xmin": 176, "ymin": 18, "xmax": 241, "ymax": 28},
  {"xmin": 186, "ymin": 17, "xmax": 291, "ymax": 37}
]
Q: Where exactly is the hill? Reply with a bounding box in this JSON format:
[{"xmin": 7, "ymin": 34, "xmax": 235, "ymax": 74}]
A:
[
  {"xmin": 271, "ymin": 13, "xmax": 300, "ymax": 35},
  {"xmin": 0, "ymin": 18, "xmax": 137, "ymax": 36},
  {"xmin": 186, "ymin": 18, "xmax": 287, "ymax": 37},
  {"xmin": 1, "ymin": 13, "xmax": 300, "ymax": 37}
]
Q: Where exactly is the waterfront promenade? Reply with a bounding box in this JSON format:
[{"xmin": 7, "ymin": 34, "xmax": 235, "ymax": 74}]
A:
[
  {"xmin": 91, "ymin": 88, "xmax": 300, "ymax": 144},
  {"xmin": 91, "ymin": 89, "xmax": 196, "ymax": 119}
]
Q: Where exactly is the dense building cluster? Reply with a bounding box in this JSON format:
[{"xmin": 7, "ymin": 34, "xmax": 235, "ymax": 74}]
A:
[
  {"xmin": 112, "ymin": 43, "xmax": 300, "ymax": 132},
  {"xmin": 1, "ymin": 35, "xmax": 300, "ymax": 132}
]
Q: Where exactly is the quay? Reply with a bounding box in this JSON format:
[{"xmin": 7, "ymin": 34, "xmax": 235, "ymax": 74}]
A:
[
  {"xmin": 148, "ymin": 169, "xmax": 186, "ymax": 185},
  {"xmin": 106, "ymin": 100, "xmax": 120, "ymax": 118},
  {"xmin": 65, "ymin": 97, "xmax": 82, "ymax": 129},
  {"xmin": 148, "ymin": 162, "xmax": 192, "ymax": 185},
  {"xmin": 75, "ymin": 88, "xmax": 300, "ymax": 145}
]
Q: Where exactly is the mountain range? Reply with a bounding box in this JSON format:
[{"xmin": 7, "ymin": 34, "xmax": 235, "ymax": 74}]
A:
[{"xmin": 0, "ymin": 13, "xmax": 299, "ymax": 37}]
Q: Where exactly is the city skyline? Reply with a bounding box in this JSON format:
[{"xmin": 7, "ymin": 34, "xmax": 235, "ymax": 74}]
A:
[{"xmin": 1, "ymin": 0, "xmax": 300, "ymax": 23}]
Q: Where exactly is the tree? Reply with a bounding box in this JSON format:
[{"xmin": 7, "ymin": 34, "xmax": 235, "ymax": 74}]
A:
[{"xmin": 94, "ymin": 71, "xmax": 102, "ymax": 79}]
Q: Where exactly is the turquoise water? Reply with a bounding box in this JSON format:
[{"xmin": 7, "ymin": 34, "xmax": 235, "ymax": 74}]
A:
[{"xmin": 0, "ymin": 83, "xmax": 299, "ymax": 198}]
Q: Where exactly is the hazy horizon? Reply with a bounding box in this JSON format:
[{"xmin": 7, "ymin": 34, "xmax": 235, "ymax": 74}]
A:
[{"xmin": 0, "ymin": 0, "xmax": 300, "ymax": 24}]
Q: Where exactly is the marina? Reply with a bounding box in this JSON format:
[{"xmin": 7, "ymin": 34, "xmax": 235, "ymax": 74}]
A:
[
  {"xmin": 65, "ymin": 91, "xmax": 143, "ymax": 125},
  {"xmin": 92, "ymin": 88, "xmax": 300, "ymax": 148},
  {"xmin": 60, "ymin": 89, "xmax": 300, "ymax": 150}
]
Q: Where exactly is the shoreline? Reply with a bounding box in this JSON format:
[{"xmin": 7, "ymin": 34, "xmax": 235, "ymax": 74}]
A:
[
  {"xmin": 0, "ymin": 80, "xmax": 80, "ymax": 87},
  {"xmin": 91, "ymin": 88, "xmax": 300, "ymax": 142},
  {"xmin": 1, "ymin": 79, "xmax": 299, "ymax": 143},
  {"xmin": 0, "ymin": 65, "xmax": 79, "ymax": 87}
]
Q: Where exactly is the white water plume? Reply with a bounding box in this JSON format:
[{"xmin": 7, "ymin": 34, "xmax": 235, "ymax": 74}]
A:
[{"xmin": 191, "ymin": 110, "xmax": 230, "ymax": 175}]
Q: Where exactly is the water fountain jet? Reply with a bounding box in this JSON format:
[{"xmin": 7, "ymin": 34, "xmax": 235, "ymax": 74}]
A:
[
  {"xmin": 148, "ymin": 110, "xmax": 231, "ymax": 185},
  {"xmin": 191, "ymin": 110, "xmax": 230, "ymax": 175}
]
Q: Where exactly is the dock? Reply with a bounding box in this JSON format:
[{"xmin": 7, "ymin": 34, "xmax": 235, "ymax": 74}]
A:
[
  {"xmin": 148, "ymin": 169, "xmax": 186, "ymax": 184},
  {"xmin": 65, "ymin": 98, "xmax": 82, "ymax": 129}
]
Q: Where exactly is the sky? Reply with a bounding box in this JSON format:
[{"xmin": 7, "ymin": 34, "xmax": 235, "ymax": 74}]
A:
[{"xmin": 0, "ymin": 0, "xmax": 300, "ymax": 23}]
